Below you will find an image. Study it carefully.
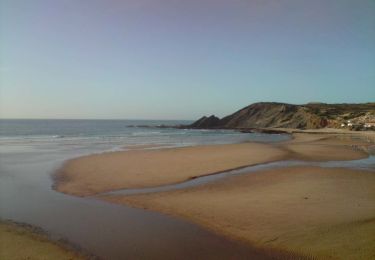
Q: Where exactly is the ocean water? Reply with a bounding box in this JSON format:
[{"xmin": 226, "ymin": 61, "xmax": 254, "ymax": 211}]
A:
[
  {"xmin": 0, "ymin": 119, "xmax": 289, "ymax": 155},
  {"xmin": 0, "ymin": 119, "xmax": 290, "ymax": 259}
]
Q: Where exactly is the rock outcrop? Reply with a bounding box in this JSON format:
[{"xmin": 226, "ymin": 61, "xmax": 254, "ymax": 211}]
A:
[
  {"xmin": 190, "ymin": 115, "xmax": 220, "ymax": 128},
  {"xmin": 189, "ymin": 102, "xmax": 375, "ymax": 130}
]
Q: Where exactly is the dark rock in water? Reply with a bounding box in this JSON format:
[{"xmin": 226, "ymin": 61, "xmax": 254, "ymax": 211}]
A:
[{"xmin": 190, "ymin": 115, "xmax": 220, "ymax": 129}]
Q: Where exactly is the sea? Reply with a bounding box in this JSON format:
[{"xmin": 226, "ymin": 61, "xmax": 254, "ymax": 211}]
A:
[
  {"xmin": 0, "ymin": 119, "xmax": 290, "ymax": 259},
  {"xmin": 0, "ymin": 119, "xmax": 289, "ymax": 155}
]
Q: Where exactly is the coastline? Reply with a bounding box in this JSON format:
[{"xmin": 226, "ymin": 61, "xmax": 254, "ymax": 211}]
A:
[
  {"xmin": 0, "ymin": 220, "xmax": 88, "ymax": 259},
  {"xmin": 54, "ymin": 142, "xmax": 289, "ymax": 196},
  {"xmin": 54, "ymin": 130, "xmax": 370, "ymax": 197},
  {"xmin": 53, "ymin": 130, "xmax": 375, "ymax": 258}
]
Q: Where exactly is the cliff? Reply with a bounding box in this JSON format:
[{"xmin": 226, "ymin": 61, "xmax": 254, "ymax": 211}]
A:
[{"xmin": 189, "ymin": 102, "xmax": 375, "ymax": 130}]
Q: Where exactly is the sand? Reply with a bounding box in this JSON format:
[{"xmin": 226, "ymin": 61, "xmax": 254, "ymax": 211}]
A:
[
  {"xmin": 55, "ymin": 133, "xmax": 369, "ymax": 196},
  {"xmin": 103, "ymin": 166, "xmax": 375, "ymax": 259},
  {"xmin": 54, "ymin": 131, "xmax": 375, "ymax": 258},
  {"xmin": 277, "ymin": 133, "xmax": 370, "ymax": 161},
  {"xmin": 55, "ymin": 142, "xmax": 288, "ymax": 196},
  {"xmin": 0, "ymin": 221, "xmax": 86, "ymax": 260}
]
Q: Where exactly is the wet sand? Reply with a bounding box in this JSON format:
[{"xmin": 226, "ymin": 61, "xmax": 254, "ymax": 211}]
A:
[
  {"xmin": 1, "ymin": 142, "xmax": 301, "ymax": 260},
  {"xmin": 105, "ymin": 166, "xmax": 375, "ymax": 259},
  {"xmin": 278, "ymin": 133, "xmax": 370, "ymax": 161},
  {"xmin": 54, "ymin": 131, "xmax": 375, "ymax": 258},
  {"xmin": 55, "ymin": 142, "xmax": 288, "ymax": 196},
  {"xmin": 55, "ymin": 132, "xmax": 369, "ymax": 197},
  {"xmin": 0, "ymin": 221, "xmax": 85, "ymax": 259}
]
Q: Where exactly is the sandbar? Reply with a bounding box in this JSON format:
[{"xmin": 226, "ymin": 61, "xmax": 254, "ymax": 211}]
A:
[
  {"xmin": 55, "ymin": 142, "xmax": 288, "ymax": 196},
  {"xmin": 54, "ymin": 132, "xmax": 369, "ymax": 196},
  {"xmin": 53, "ymin": 131, "xmax": 374, "ymax": 258},
  {"xmin": 103, "ymin": 166, "xmax": 375, "ymax": 259}
]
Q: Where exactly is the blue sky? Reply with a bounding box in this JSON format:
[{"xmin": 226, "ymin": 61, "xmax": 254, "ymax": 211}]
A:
[{"xmin": 1, "ymin": 0, "xmax": 374, "ymax": 119}]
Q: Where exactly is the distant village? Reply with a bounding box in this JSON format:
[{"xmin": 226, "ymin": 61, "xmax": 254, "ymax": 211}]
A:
[{"xmin": 340, "ymin": 115, "xmax": 375, "ymax": 131}]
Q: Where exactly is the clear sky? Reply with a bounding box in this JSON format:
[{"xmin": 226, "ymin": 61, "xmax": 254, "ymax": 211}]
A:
[{"xmin": 1, "ymin": 0, "xmax": 374, "ymax": 120}]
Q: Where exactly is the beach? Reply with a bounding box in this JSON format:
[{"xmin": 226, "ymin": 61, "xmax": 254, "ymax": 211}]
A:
[
  {"xmin": 0, "ymin": 221, "xmax": 85, "ymax": 260},
  {"xmin": 54, "ymin": 131, "xmax": 375, "ymax": 258},
  {"xmin": 3, "ymin": 0, "xmax": 375, "ymax": 257},
  {"xmin": 0, "ymin": 120, "xmax": 292, "ymax": 259},
  {"xmin": 277, "ymin": 132, "xmax": 370, "ymax": 161},
  {"xmin": 55, "ymin": 132, "xmax": 369, "ymax": 196},
  {"xmin": 105, "ymin": 166, "xmax": 375, "ymax": 259},
  {"xmin": 55, "ymin": 142, "xmax": 288, "ymax": 196}
]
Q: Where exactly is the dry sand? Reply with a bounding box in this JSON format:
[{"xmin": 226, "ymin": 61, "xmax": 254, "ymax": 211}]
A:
[
  {"xmin": 0, "ymin": 221, "xmax": 86, "ymax": 260},
  {"xmin": 103, "ymin": 166, "xmax": 375, "ymax": 259}
]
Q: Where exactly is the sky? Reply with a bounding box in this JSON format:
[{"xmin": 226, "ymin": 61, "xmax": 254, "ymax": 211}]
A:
[{"xmin": 1, "ymin": 0, "xmax": 374, "ymax": 120}]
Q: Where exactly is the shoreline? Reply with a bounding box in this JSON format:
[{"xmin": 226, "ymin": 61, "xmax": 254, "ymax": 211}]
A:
[
  {"xmin": 52, "ymin": 130, "xmax": 375, "ymax": 258},
  {"xmin": 104, "ymin": 166, "xmax": 375, "ymax": 259},
  {"xmin": 54, "ymin": 130, "xmax": 371, "ymax": 197},
  {"xmin": 54, "ymin": 141, "xmax": 290, "ymax": 196},
  {"xmin": 0, "ymin": 220, "xmax": 89, "ymax": 259}
]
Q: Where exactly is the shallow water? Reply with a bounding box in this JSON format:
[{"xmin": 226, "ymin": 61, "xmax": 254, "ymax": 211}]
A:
[
  {"xmin": 0, "ymin": 120, "xmax": 291, "ymax": 259},
  {"xmin": 5, "ymin": 120, "xmax": 372, "ymax": 259}
]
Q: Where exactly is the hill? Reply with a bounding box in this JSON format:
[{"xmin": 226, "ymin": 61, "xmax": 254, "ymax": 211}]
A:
[{"xmin": 189, "ymin": 102, "xmax": 375, "ymax": 130}]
